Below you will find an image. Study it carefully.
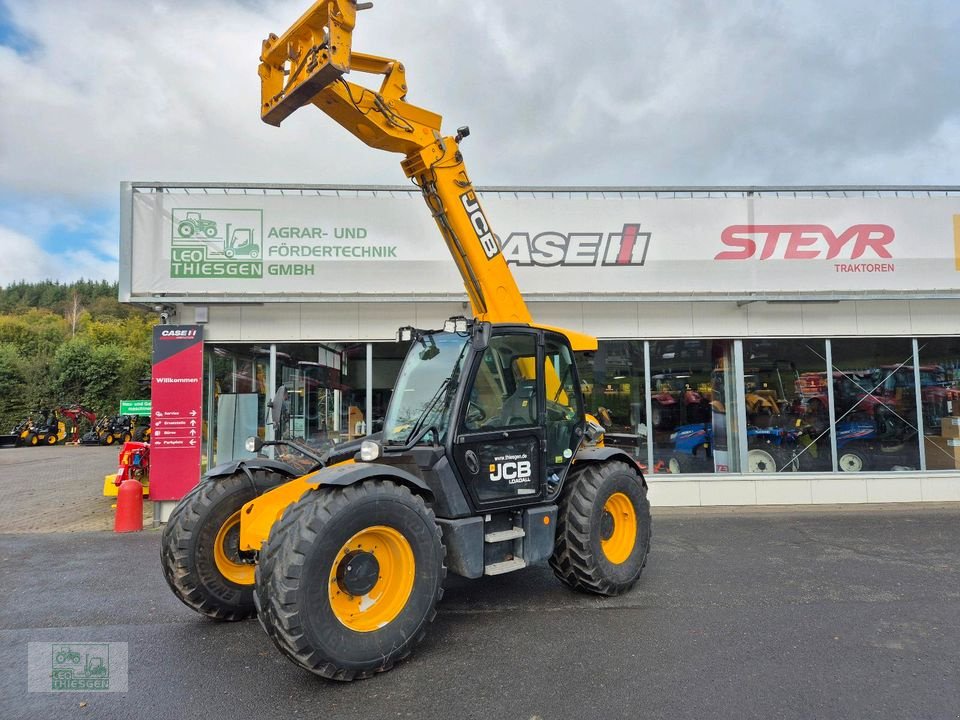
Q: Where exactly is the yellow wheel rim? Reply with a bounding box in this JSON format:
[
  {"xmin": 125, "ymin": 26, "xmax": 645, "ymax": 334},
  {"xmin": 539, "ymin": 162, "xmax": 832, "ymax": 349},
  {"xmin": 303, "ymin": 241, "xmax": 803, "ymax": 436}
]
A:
[
  {"xmin": 213, "ymin": 510, "xmax": 255, "ymax": 585},
  {"xmin": 600, "ymin": 492, "xmax": 637, "ymax": 565},
  {"xmin": 328, "ymin": 525, "xmax": 415, "ymax": 633}
]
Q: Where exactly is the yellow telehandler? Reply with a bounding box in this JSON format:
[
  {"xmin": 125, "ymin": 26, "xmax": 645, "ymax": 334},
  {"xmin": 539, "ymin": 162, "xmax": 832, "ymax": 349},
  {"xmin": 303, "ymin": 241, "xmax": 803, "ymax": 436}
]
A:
[{"xmin": 161, "ymin": 0, "xmax": 651, "ymax": 681}]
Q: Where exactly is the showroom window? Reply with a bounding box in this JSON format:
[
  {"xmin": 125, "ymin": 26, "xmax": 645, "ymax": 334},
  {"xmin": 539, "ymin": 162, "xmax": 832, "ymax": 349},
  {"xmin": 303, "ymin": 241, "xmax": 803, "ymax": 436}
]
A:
[
  {"xmin": 576, "ymin": 341, "xmax": 648, "ymax": 468},
  {"xmin": 575, "ymin": 335, "xmax": 960, "ymax": 476},
  {"xmin": 741, "ymin": 339, "xmax": 832, "ymax": 473},
  {"xmin": 649, "ymin": 339, "xmax": 739, "ymax": 475},
  {"xmin": 917, "ymin": 337, "xmax": 960, "ymax": 471},
  {"xmin": 829, "ymin": 338, "xmax": 920, "ymax": 472},
  {"xmin": 202, "ymin": 340, "xmax": 409, "ymax": 469}
]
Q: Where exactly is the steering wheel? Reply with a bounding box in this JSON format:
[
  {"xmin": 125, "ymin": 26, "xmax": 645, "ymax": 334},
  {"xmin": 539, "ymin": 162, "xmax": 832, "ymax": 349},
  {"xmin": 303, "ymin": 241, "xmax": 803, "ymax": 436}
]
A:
[{"xmin": 466, "ymin": 400, "xmax": 487, "ymax": 427}]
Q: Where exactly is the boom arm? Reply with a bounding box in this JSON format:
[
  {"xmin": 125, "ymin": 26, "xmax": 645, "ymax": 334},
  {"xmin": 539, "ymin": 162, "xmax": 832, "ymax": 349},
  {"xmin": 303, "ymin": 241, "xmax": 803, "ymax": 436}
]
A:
[{"xmin": 259, "ymin": 0, "xmax": 537, "ymax": 326}]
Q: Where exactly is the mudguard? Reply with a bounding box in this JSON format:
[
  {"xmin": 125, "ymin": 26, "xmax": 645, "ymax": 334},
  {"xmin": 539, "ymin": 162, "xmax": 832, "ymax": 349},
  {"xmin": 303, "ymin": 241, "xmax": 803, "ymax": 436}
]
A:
[
  {"xmin": 574, "ymin": 446, "xmax": 648, "ymax": 487},
  {"xmin": 238, "ymin": 460, "xmax": 432, "ymax": 552},
  {"xmin": 316, "ymin": 461, "xmax": 432, "ymax": 497},
  {"xmin": 205, "ymin": 458, "xmax": 304, "ymax": 482}
]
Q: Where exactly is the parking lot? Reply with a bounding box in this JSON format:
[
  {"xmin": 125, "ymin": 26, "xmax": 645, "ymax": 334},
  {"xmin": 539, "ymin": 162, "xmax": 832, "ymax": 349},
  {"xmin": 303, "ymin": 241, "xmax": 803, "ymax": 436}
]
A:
[{"xmin": 0, "ymin": 446, "xmax": 958, "ymax": 719}]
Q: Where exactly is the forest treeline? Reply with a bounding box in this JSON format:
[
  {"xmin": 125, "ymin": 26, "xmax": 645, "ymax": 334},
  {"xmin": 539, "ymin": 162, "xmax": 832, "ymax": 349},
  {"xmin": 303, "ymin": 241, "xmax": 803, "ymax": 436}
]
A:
[{"xmin": 0, "ymin": 280, "xmax": 155, "ymax": 430}]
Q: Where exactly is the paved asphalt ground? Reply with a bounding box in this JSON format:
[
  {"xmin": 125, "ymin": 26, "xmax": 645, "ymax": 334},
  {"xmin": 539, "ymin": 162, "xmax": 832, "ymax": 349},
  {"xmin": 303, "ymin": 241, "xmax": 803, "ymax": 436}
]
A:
[{"xmin": 0, "ymin": 446, "xmax": 959, "ymax": 719}]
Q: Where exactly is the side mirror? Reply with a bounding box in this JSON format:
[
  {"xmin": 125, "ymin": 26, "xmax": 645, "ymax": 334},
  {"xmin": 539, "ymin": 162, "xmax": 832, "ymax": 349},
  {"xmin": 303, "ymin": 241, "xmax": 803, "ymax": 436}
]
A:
[
  {"xmin": 269, "ymin": 386, "xmax": 287, "ymax": 427},
  {"xmin": 471, "ymin": 321, "xmax": 492, "ymax": 352}
]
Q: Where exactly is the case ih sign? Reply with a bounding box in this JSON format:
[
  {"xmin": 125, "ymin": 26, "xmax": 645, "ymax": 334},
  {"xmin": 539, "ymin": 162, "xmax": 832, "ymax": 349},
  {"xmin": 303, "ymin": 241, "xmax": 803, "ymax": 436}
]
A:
[{"xmin": 149, "ymin": 325, "xmax": 203, "ymax": 501}]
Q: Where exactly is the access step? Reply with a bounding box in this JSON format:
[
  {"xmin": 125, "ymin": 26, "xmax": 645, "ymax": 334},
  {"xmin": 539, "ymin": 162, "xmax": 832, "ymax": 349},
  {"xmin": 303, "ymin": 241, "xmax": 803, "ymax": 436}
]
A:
[
  {"xmin": 484, "ymin": 558, "xmax": 526, "ymax": 576},
  {"xmin": 484, "ymin": 527, "xmax": 525, "ymax": 543}
]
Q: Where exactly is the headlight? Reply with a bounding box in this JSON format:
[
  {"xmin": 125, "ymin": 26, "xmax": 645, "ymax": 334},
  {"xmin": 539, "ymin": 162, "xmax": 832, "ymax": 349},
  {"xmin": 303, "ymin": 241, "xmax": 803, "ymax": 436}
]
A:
[
  {"xmin": 244, "ymin": 436, "xmax": 260, "ymax": 453},
  {"xmin": 359, "ymin": 440, "xmax": 380, "ymax": 462},
  {"xmin": 669, "ymin": 432, "xmax": 678, "ymax": 441}
]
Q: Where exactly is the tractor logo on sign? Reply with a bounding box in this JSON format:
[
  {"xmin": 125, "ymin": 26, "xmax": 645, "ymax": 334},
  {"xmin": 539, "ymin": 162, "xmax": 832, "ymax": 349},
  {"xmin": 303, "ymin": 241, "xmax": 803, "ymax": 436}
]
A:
[{"xmin": 170, "ymin": 208, "xmax": 264, "ymax": 279}]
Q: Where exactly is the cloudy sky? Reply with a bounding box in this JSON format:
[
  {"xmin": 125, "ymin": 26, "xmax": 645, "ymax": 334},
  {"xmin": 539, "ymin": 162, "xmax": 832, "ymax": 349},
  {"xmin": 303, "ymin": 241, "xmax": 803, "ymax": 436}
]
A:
[{"xmin": 1, "ymin": 0, "xmax": 958, "ymax": 286}]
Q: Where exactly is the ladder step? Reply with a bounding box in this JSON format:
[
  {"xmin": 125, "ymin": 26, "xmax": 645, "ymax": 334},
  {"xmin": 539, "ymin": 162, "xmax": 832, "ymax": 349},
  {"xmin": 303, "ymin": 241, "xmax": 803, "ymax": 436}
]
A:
[
  {"xmin": 484, "ymin": 558, "xmax": 526, "ymax": 576},
  {"xmin": 484, "ymin": 527, "xmax": 525, "ymax": 543}
]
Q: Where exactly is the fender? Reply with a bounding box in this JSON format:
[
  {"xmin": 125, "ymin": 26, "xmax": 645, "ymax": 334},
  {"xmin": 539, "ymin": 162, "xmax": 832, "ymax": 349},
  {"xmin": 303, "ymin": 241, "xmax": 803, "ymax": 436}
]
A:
[
  {"xmin": 574, "ymin": 446, "xmax": 648, "ymax": 488},
  {"xmin": 205, "ymin": 458, "xmax": 304, "ymax": 481},
  {"xmin": 314, "ymin": 461, "xmax": 433, "ymax": 497},
  {"xmin": 238, "ymin": 461, "xmax": 432, "ymax": 552}
]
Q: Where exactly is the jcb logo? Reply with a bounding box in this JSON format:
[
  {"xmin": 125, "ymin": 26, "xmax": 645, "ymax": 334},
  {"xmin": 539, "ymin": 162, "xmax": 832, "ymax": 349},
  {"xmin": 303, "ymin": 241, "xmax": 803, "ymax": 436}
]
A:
[
  {"xmin": 460, "ymin": 190, "xmax": 501, "ymax": 260},
  {"xmin": 489, "ymin": 461, "xmax": 532, "ymax": 483}
]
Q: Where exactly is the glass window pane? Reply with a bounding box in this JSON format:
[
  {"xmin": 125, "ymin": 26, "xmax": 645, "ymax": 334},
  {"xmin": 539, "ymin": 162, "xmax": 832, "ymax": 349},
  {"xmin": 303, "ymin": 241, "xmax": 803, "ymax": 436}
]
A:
[
  {"xmin": 576, "ymin": 341, "xmax": 648, "ymax": 467},
  {"xmin": 464, "ymin": 334, "xmax": 538, "ymax": 431},
  {"xmin": 830, "ymin": 338, "xmax": 919, "ymax": 472},
  {"xmin": 917, "ymin": 338, "xmax": 960, "ymax": 471},
  {"xmin": 544, "ymin": 336, "xmax": 580, "ymax": 468},
  {"xmin": 649, "ymin": 340, "xmax": 735, "ymax": 475},
  {"xmin": 742, "ymin": 339, "xmax": 832, "ymax": 473}
]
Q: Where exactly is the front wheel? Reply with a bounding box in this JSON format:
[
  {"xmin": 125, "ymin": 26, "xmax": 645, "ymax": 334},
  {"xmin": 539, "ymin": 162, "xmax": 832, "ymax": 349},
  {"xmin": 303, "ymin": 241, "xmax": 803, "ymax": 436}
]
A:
[
  {"xmin": 255, "ymin": 480, "xmax": 445, "ymax": 681},
  {"xmin": 550, "ymin": 460, "xmax": 651, "ymax": 596},
  {"xmin": 161, "ymin": 473, "xmax": 260, "ymax": 620},
  {"xmin": 838, "ymin": 447, "xmax": 869, "ymax": 472},
  {"xmin": 747, "ymin": 447, "xmax": 778, "ymax": 473}
]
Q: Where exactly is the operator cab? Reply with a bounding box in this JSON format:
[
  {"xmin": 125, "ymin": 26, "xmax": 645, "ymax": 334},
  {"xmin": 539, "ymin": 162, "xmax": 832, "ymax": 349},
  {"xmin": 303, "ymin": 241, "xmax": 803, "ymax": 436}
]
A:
[{"xmin": 366, "ymin": 317, "xmax": 585, "ymax": 513}]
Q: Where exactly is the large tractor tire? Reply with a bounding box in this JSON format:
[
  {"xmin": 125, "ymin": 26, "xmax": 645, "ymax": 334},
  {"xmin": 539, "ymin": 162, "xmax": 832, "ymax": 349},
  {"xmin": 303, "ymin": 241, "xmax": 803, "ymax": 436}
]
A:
[
  {"xmin": 550, "ymin": 460, "xmax": 651, "ymax": 596},
  {"xmin": 255, "ymin": 479, "xmax": 445, "ymax": 681},
  {"xmin": 161, "ymin": 473, "xmax": 261, "ymax": 621}
]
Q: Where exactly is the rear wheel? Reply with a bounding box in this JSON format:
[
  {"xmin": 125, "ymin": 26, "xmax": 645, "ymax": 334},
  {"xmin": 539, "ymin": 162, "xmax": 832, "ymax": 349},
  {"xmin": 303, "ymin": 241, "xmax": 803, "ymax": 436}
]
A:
[
  {"xmin": 161, "ymin": 473, "xmax": 260, "ymax": 621},
  {"xmin": 550, "ymin": 460, "xmax": 651, "ymax": 596},
  {"xmin": 255, "ymin": 480, "xmax": 445, "ymax": 681}
]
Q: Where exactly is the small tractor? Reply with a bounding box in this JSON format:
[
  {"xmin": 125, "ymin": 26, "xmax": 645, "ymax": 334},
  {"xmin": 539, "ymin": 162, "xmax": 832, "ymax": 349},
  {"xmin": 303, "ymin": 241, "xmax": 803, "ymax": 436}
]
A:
[
  {"xmin": 162, "ymin": 0, "xmax": 652, "ymax": 681},
  {"xmin": 21, "ymin": 409, "xmax": 66, "ymax": 446},
  {"xmin": 176, "ymin": 211, "xmax": 218, "ymax": 238}
]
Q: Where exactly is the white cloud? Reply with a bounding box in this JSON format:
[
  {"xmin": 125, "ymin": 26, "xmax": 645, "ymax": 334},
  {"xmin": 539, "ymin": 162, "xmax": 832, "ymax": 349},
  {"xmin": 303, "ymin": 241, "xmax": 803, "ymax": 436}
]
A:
[
  {"xmin": 0, "ymin": 225, "xmax": 117, "ymax": 284},
  {"xmin": 0, "ymin": 0, "xmax": 958, "ymax": 200}
]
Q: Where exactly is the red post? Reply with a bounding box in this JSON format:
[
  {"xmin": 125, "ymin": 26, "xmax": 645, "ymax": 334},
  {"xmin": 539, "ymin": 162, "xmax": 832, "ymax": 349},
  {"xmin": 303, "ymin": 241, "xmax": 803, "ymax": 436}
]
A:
[{"xmin": 114, "ymin": 479, "xmax": 144, "ymax": 533}]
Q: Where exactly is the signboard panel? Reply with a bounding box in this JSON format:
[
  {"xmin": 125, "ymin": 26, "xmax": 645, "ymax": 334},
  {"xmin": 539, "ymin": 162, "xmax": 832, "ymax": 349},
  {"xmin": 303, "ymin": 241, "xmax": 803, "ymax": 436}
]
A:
[
  {"xmin": 128, "ymin": 191, "xmax": 960, "ymax": 300},
  {"xmin": 119, "ymin": 400, "xmax": 151, "ymax": 416},
  {"xmin": 149, "ymin": 325, "xmax": 203, "ymax": 501}
]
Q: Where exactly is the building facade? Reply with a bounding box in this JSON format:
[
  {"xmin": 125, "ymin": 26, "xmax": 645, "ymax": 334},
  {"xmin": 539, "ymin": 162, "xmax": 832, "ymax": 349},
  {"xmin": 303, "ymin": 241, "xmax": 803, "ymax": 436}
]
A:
[{"xmin": 121, "ymin": 182, "xmax": 960, "ymax": 508}]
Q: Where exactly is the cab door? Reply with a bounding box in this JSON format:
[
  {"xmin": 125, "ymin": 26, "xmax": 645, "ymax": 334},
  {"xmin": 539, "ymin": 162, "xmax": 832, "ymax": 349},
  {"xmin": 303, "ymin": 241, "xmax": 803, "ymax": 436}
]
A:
[
  {"xmin": 542, "ymin": 332, "xmax": 584, "ymax": 489},
  {"xmin": 451, "ymin": 330, "xmax": 545, "ymax": 509}
]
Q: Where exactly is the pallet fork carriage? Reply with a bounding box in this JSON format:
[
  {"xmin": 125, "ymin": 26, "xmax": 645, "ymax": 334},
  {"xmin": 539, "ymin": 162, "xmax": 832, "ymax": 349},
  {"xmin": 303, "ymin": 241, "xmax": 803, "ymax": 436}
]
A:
[{"xmin": 162, "ymin": 0, "xmax": 652, "ymax": 681}]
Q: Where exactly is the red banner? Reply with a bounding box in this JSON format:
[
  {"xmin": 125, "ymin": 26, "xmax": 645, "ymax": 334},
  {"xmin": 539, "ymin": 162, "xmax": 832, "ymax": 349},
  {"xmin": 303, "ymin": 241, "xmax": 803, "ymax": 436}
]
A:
[{"xmin": 150, "ymin": 325, "xmax": 203, "ymax": 501}]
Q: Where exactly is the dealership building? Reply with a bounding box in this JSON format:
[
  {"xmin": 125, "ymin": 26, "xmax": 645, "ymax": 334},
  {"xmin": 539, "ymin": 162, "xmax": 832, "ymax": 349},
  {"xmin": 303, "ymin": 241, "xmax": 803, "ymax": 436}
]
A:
[{"xmin": 121, "ymin": 182, "xmax": 960, "ymax": 510}]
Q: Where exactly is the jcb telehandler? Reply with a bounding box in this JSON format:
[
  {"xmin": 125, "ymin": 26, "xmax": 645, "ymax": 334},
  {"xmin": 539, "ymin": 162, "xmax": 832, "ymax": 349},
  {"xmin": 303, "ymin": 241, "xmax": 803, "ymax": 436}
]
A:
[{"xmin": 161, "ymin": 0, "xmax": 651, "ymax": 681}]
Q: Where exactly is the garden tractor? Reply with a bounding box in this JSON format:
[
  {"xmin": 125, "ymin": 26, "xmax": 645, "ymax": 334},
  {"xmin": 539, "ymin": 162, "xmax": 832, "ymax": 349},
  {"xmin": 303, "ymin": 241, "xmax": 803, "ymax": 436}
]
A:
[
  {"xmin": 24, "ymin": 409, "xmax": 66, "ymax": 446},
  {"xmin": 0, "ymin": 419, "xmax": 30, "ymax": 448},
  {"xmin": 161, "ymin": 0, "xmax": 651, "ymax": 681}
]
